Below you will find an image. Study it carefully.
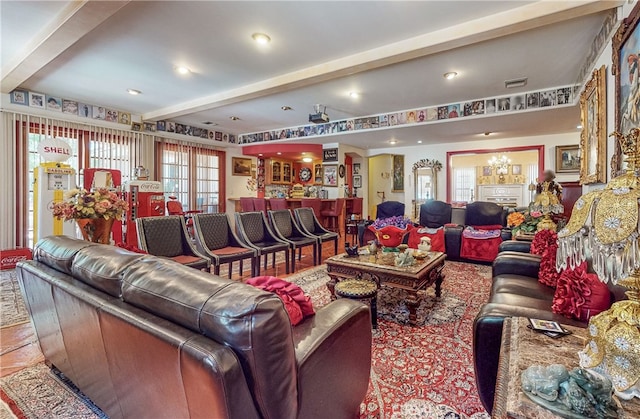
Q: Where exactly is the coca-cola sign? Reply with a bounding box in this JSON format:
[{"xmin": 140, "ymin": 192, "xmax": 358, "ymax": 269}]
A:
[
  {"xmin": 138, "ymin": 182, "xmax": 162, "ymax": 192},
  {"xmin": 1, "ymin": 248, "xmax": 33, "ymax": 270}
]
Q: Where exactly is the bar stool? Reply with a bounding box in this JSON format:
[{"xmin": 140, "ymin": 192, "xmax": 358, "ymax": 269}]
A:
[
  {"xmin": 240, "ymin": 197, "xmax": 254, "ymax": 212},
  {"xmin": 334, "ymin": 277, "xmax": 378, "ymax": 329},
  {"xmin": 320, "ymin": 198, "xmax": 345, "ymax": 235},
  {"xmin": 270, "ymin": 198, "xmax": 288, "ymax": 210},
  {"xmin": 301, "ymin": 198, "xmax": 322, "ymax": 218}
]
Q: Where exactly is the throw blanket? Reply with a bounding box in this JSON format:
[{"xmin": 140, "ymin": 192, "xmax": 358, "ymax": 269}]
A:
[
  {"xmin": 407, "ymin": 227, "xmax": 445, "ymax": 252},
  {"xmin": 460, "ymin": 225, "xmax": 503, "ymax": 262},
  {"xmin": 246, "ymin": 276, "xmax": 315, "ymax": 326}
]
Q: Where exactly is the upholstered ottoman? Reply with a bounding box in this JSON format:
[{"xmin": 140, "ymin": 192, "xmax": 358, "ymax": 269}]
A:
[{"xmin": 334, "ymin": 279, "xmax": 378, "ymax": 329}]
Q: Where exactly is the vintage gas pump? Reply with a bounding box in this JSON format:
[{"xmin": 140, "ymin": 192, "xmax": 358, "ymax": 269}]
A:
[
  {"xmin": 33, "ymin": 137, "xmax": 76, "ymax": 241},
  {"xmin": 123, "ymin": 166, "xmax": 164, "ymax": 246},
  {"xmin": 83, "ymin": 168, "xmax": 123, "ymax": 243}
]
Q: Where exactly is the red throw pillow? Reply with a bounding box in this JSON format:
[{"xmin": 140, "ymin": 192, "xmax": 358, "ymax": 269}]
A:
[
  {"xmin": 530, "ymin": 230, "xmax": 560, "ymax": 288},
  {"xmin": 246, "ymin": 276, "xmax": 315, "ymax": 326},
  {"xmin": 552, "ymin": 262, "xmax": 611, "ymax": 322},
  {"xmin": 407, "ymin": 227, "xmax": 445, "ymax": 252}
]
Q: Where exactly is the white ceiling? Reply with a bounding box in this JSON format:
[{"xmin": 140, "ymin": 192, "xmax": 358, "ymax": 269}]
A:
[{"xmin": 0, "ymin": 1, "xmax": 618, "ymax": 146}]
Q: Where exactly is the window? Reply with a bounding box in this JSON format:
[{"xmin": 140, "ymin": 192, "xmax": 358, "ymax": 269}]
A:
[
  {"xmin": 453, "ymin": 167, "xmax": 475, "ymax": 202},
  {"xmin": 156, "ymin": 140, "xmax": 225, "ymax": 213}
]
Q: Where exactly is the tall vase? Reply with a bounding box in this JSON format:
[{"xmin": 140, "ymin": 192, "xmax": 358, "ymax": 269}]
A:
[{"xmin": 76, "ymin": 218, "xmax": 115, "ymax": 244}]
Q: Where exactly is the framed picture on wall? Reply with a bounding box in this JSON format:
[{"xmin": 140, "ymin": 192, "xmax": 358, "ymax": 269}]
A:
[
  {"xmin": 28, "ymin": 92, "xmax": 45, "ymax": 108},
  {"xmin": 511, "ymin": 164, "xmax": 522, "ymax": 175},
  {"xmin": 353, "ymin": 163, "xmax": 361, "ymax": 175},
  {"xmin": 10, "ymin": 90, "xmax": 28, "ymax": 105},
  {"xmin": 482, "ymin": 166, "xmax": 492, "ymax": 176},
  {"xmin": 323, "ymin": 165, "xmax": 338, "ymax": 186},
  {"xmin": 579, "ymin": 65, "xmax": 607, "ymax": 184},
  {"xmin": 232, "ymin": 157, "xmax": 252, "ymax": 176},
  {"xmin": 611, "ymin": 2, "xmax": 640, "ymax": 176},
  {"xmin": 392, "ymin": 154, "xmax": 404, "ymax": 192},
  {"xmin": 353, "ymin": 175, "xmax": 362, "ymax": 189},
  {"xmin": 556, "ymin": 145, "xmax": 581, "ymax": 173}
]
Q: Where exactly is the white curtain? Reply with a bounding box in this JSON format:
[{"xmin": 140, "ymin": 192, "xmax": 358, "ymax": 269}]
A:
[{"xmin": 452, "ymin": 167, "xmax": 475, "ymax": 202}]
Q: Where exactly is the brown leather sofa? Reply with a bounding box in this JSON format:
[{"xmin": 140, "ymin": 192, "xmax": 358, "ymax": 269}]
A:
[
  {"xmin": 17, "ymin": 236, "xmax": 372, "ymax": 419},
  {"xmin": 473, "ymin": 243, "xmax": 627, "ymax": 414}
]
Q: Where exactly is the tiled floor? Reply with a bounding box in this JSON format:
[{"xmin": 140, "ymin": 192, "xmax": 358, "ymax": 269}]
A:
[{"xmin": 0, "ymin": 241, "xmax": 342, "ymax": 377}]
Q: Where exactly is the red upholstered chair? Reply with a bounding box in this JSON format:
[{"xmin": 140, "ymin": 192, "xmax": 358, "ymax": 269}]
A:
[
  {"xmin": 269, "ymin": 198, "xmax": 288, "ymax": 210},
  {"xmin": 239, "ymin": 197, "xmax": 255, "ymax": 212},
  {"xmin": 253, "ymin": 198, "xmax": 267, "ymax": 215},
  {"xmin": 166, "ymin": 196, "xmax": 201, "ymax": 236},
  {"xmin": 320, "ymin": 198, "xmax": 345, "ymax": 235},
  {"xmin": 301, "ymin": 198, "xmax": 322, "ymax": 218}
]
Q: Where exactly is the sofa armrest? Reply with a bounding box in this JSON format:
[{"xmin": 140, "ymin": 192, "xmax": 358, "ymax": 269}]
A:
[
  {"xmin": 444, "ymin": 225, "xmax": 463, "ymax": 260},
  {"xmin": 293, "ymin": 299, "xmax": 372, "ymax": 419},
  {"xmin": 499, "ymin": 240, "xmax": 531, "ymax": 254},
  {"xmin": 500, "ymin": 228, "xmax": 512, "ymax": 241},
  {"xmin": 492, "ymin": 253, "xmax": 540, "ymax": 278},
  {"xmin": 473, "ymin": 307, "xmax": 506, "ymax": 414}
]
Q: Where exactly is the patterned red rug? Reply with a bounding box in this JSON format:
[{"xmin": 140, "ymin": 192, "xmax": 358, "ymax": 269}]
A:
[
  {"xmin": 288, "ymin": 261, "xmax": 492, "ymax": 419},
  {"xmin": 0, "ymin": 261, "xmax": 491, "ymax": 419}
]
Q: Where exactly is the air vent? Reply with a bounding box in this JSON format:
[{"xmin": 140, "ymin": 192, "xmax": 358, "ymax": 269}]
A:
[
  {"xmin": 505, "ymin": 78, "xmax": 528, "ymax": 89},
  {"xmin": 202, "ymin": 121, "xmax": 217, "ymax": 125}
]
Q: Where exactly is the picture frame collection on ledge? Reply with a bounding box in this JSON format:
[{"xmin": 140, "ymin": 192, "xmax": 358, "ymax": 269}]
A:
[
  {"xmin": 9, "ymin": 89, "xmax": 236, "ymax": 145},
  {"xmin": 237, "ymin": 84, "xmax": 579, "ymax": 145}
]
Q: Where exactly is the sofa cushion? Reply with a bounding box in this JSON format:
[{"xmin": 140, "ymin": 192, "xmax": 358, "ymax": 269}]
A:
[
  {"xmin": 121, "ymin": 257, "xmax": 298, "ymax": 419},
  {"xmin": 530, "ymin": 230, "xmax": 560, "ymax": 288},
  {"xmin": 33, "ymin": 235, "xmax": 97, "ymax": 275},
  {"xmin": 552, "ymin": 262, "xmax": 612, "ymax": 322},
  {"xmin": 71, "ymin": 244, "xmax": 145, "ymax": 297},
  {"xmin": 491, "ymin": 275, "xmax": 556, "ymax": 301}
]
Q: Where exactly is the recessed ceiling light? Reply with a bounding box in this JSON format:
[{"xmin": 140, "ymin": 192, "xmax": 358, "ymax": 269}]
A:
[
  {"xmin": 577, "ymin": 124, "xmax": 583, "ymax": 129},
  {"xmin": 302, "ymin": 157, "xmax": 313, "ymax": 163},
  {"xmin": 258, "ymin": 153, "xmax": 263, "ymax": 157},
  {"xmin": 349, "ymin": 92, "xmax": 359, "ymax": 99},
  {"xmin": 281, "ymin": 106, "xmax": 292, "ymax": 111},
  {"xmin": 126, "ymin": 88, "xmax": 142, "ymax": 95},
  {"xmin": 484, "ymin": 132, "xmax": 492, "ymax": 136},
  {"xmin": 443, "ymin": 72, "xmax": 458, "ymax": 80},
  {"xmin": 389, "ymin": 139, "xmax": 397, "ymax": 145},
  {"xmin": 277, "ymin": 152, "xmax": 282, "ymax": 155},
  {"xmin": 417, "ymin": 140, "xmax": 423, "ymax": 144},
  {"xmin": 175, "ymin": 66, "xmax": 191, "ymax": 75},
  {"xmin": 252, "ymin": 33, "xmax": 271, "ymax": 45},
  {"xmin": 230, "ymin": 116, "xmax": 240, "ymax": 121}
]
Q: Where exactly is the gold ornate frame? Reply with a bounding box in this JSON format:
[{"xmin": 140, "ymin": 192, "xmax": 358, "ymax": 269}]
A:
[{"xmin": 579, "ymin": 65, "xmax": 607, "ymax": 185}]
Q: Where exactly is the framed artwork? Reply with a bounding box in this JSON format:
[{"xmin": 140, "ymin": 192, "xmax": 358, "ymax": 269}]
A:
[
  {"xmin": 353, "ymin": 175, "xmax": 362, "ymax": 189},
  {"xmin": 323, "ymin": 148, "xmax": 338, "ymax": 162},
  {"xmin": 92, "ymin": 106, "xmax": 106, "ymax": 120},
  {"xmin": 353, "ymin": 163, "xmax": 361, "ymax": 175},
  {"xmin": 392, "ymin": 154, "xmax": 404, "ymax": 192},
  {"xmin": 131, "ymin": 122, "xmax": 142, "ymax": 132},
  {"xmin": 611, "ymin": 2, "xmax": 640, "ymax": 176},
  {"xmin": 579, "ymin": 65, "xmax": 607, "ymax": 184},
  {"xmin": 482, "ymin": 166, "xmax": 492, "ymax": 176},
  {"xmin": 10, "ymin": 90, "xmax": 28, "ymax": 105},
  {"xmin": 119, "ymin": 112, "xmax": 131, "ymax": 125},
  {"xmin": 323, "ymin": 165, "xmax": 338, "ymax": 186},
  {"xmin": 555, "ymin": 145, "xmax": 581, "ymax": 173},
  {"xmin": 232, "ymin": 157, "xmax": 252, "ymax": 176},
  {"xmin": 78, "ymin": 103, "xmax": 92, "ymax": 118},
  {"xmin": 28, "ymin": 92, "xmax": 45, "ymax": 108},
  {"xmin": 46, "ymin": 96, "xmax": 62, "ymax": 112},
  {"xmin": 62, "ymin": 99, "xmax": 78, "ymax": 115},
  {"xmin": 511, "ymin": 164, "xmax": 522, "ymax": 175},
  {"xmin": 156, "ymin": 121, "xmax": 166, "ymax": 131},
  {"xmin": 143, "ymin": 122, "xmax": 156, "ymax": 132}
]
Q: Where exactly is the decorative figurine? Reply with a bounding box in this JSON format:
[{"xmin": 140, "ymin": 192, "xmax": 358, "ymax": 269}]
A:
[
  {"xmin": 394, "ymin": 248, "xmax": 415, "ymax": 267},
  {"xmin": 368, "ymin": 240, "xmax": 378, "ymax": 255},
  {"xmin": 417, "ymin": 237, "xmax": 432, "ymax": 253},
  {"xmin": 521, "ymin": 364, "xmax": 618, "ymax": 418},
  {"xmin": 345, "ymin": 242, "xmax": 359, "ymax": 257}
]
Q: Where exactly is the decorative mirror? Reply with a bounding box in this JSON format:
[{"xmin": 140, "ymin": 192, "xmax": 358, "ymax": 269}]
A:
[{"xmin": 412, "ymin": 159, "xmax": 442, "ymax": 218}]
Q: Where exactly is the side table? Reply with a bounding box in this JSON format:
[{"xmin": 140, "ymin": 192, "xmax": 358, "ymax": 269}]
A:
[{"xmin": 493, "ymin": 317, "xmax": 640, "ymax": 418}]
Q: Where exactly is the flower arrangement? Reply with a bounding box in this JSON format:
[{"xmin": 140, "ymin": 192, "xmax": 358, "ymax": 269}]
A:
[
  {"xmin": 370, "ymin": 215, "xmax": 413, "ymax": 230},
  {"xmin": 507, "ymin": 210, "xmax": 543, "ymax": 234},
  {"xmin": 52, "ymin": 188, "xmax": 128, "ymax": 221}
]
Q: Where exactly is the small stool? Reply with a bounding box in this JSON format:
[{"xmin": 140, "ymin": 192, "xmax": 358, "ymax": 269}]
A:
[{"xmin": 334, "ymin": 279, "xmax": 378, "ymax": 329}]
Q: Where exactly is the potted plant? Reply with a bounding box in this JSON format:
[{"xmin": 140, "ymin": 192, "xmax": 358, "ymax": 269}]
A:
[{"xmin": 507, "ymin": 210, "xmax": 543, "ymax": 237}]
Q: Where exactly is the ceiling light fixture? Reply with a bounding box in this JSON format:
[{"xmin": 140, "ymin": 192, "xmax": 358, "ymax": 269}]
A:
[
  {"xmin": 349, "ymin": 92, "xmax": 359, "ymax": 99},
  {"xmin": 505, "ymin": 77, "xmax": 528, "ymax": 89},
  {"xmin": 175, "ymin": 66, "xmax": 191, "ymax": 75},
  {"xmin": 484, "ymin": 132, "xmax": 492, "ymax": 136},
  {"xmin": 577, "ymin": 124, "xmax": 583, "ymax": 129},
  {"xmin": 281, "ymin": 106, "xmax": 292, "ymax": 111},
  {"xmin": 389, "ymin": 139, "xmax": 397, "ymax": 145},
  {"xmin": 126, "ymin": 88, "xmax": 142, "ymax": 95},
  {"xmin": 302, "ymin": 157, "xmax": 313, "ymax": 163},
  {"xmin": 230, "ymin": 116, "xmax": 240, "ymax": 121},
  {"xmin": 417, "ymin": 140, "xmax": 423, "ymax": 144},
  {"xmin": 258, "ymin": 153, "xmax": 263, "ymax": 157},
  {"xmin": 252, "ymin": 33, "xmax": 271, "ymax": 45},
  {"xmin": 443, "ymin": 72, "xmax": 458, "ymax": 80},
  {"xmin": 277, "ymin": 152, "xmax": 282, "ymax": 155}
]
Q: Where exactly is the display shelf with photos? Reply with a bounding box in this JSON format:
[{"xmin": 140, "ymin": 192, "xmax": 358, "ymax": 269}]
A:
[{"xmin": 238, "ymin": 84, "xmax": 578, "ymax": 145}]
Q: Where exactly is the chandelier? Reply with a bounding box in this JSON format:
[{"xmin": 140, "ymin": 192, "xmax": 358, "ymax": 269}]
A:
[{"xmin": 488, "ymin": 155, "xmax": 511, "ymax": 183}]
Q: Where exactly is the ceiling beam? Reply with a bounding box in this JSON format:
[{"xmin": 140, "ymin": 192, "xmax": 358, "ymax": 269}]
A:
[
  {"xmin": 143, "ymin": 0, "xmax": 622, "ymax": 121},
  {"xmin": 1, "ymin": 0, "xmax": 130, "ymax": 93}
]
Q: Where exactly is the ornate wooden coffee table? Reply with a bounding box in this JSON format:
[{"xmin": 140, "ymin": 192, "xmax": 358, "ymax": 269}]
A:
[{"xmin": 325, "ymin": 251, "xmax": 446, "ymax": 326}]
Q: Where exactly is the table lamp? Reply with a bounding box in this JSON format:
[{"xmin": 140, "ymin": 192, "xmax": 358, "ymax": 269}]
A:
[{"xmin": 556, "ymin": 128, "xmax": 640, "ymax": 399}]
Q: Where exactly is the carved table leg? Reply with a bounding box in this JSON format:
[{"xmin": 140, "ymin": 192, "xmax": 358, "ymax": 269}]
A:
[
  {"xmin": 434, "ymin": 264, "xmax": 445, "ymax": 298},
  {"xmin": 405, "ymin": 290, "xmax": 419, "ymax": 326},
  {"xmin": 326, "ymin": 274, "xmax": 337, "ymax": 301}
]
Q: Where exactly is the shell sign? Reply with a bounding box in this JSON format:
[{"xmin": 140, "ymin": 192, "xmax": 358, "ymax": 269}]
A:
[{"xmin": 37, "ymin": 137, "xmax": 72, "ymax": 163}]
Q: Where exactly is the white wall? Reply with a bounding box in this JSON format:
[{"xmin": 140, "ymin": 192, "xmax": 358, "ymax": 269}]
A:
[{"xmin": 225, "ymin": 149, "xmax": 257, "ymax": 219}]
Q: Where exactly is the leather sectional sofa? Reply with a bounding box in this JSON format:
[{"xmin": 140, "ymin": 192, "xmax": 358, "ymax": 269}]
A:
[
  {"xmin": 472, "ymin": 243, "xmax": 627, "ymax": 414},
  {"xmin": 17, "ymin": 236, "xmax": 372, "ymax": 419}
]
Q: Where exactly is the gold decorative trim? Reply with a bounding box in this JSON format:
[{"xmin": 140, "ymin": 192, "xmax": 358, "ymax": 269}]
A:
[{"xmin": 580, "ymin": 65, "xmax": 607, "ymax": 185}]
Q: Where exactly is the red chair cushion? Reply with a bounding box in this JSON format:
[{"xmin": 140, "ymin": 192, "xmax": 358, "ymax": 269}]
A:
[
  {"xmin": 407, "ymin": 227, "xmax": 445, "ymax": 252},
  {"xmin": 246, "ymin": 276, "xmax": 315, "ymax": 326},
  {"xmin": 552, "ymin": 262, "xmax": 611, "ymax": 322},
  {"xmin": 459, "ymin": 225, "xmax": 503, "ymax": 262}
]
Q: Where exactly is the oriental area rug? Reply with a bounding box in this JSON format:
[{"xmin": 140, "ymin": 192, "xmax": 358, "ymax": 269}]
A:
[{"xmin": 0, "ymin": 261, "xmax": 491, "ymax": 419}]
